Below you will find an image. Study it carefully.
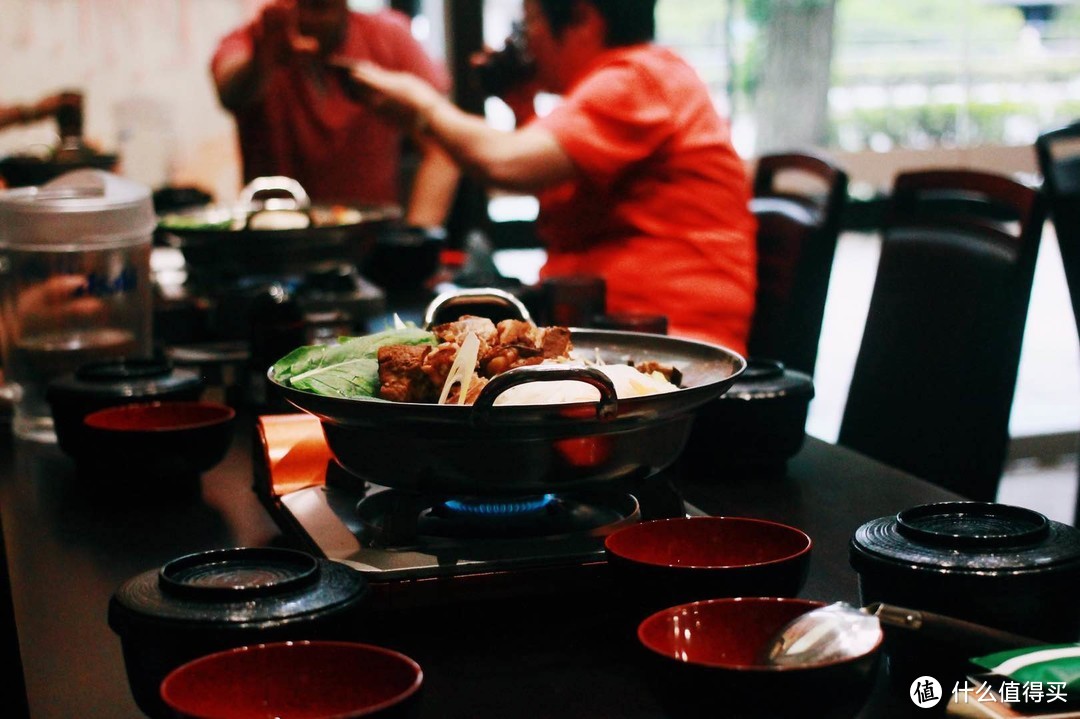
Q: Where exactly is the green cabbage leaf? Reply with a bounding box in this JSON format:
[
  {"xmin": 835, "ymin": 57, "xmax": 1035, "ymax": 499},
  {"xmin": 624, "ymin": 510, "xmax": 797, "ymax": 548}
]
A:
[{"xmin": 271, "ymin": 326, "xmax": 436, "ymax": 398}]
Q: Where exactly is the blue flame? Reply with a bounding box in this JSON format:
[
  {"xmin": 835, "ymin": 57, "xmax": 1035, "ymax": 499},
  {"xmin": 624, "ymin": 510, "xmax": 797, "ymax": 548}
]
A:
[{"xmin": 442, "ymin": 494, "xmax": 557, "ymax": 516}]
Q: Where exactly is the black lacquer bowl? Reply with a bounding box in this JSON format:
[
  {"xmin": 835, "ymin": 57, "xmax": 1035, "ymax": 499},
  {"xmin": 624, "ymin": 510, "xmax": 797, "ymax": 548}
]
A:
[
  {"xmin": 850, "ymin": 501, "xmax": 1080, "ymax": 689},
  {"xmin": 680, "ymin": 358, "xmax": 814, "ymax": 478},
  {"xmin": 109, "ymin": 547, "xmax": 370, "ymax": 719}
]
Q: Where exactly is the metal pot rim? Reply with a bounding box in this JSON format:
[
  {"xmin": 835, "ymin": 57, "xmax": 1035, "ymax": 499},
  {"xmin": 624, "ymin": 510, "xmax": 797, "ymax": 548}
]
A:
[{"xmin": 269, "ymin": 328, "xmax": 747, "ymax": 433}]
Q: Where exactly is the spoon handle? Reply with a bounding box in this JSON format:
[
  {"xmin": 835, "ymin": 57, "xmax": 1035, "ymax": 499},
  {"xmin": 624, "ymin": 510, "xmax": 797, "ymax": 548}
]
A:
[{"xmin": 869, "ymin": 603, "xmax": 1045, "ymax": 654}]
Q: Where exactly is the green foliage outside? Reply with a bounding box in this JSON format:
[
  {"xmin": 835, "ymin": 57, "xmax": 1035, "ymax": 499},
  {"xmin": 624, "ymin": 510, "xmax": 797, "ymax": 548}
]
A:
[
  {"xmin": 655, "ymin": 0, "xmax": 1080, "ymax": 149},
  {"xmin": 830, "ymin": 100, "xmax": 1080, "ymax": 149}
]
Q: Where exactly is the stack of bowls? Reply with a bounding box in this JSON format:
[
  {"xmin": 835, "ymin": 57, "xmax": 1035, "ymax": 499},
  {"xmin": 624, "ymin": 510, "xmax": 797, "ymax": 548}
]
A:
[
  {"xmin": 46, "ymin": 357, "xmax": 237, "ymax": 496},
  {"xmin": 604, "ymin": 517, "xmax": 880, "ymax": 718},
  {"xmin": 47, "ymin": 357, "xmax": 204, "ymax": 457},
  {"xmin": 109, "ymin": 547, "xmax": 372, "ymax": 719}
]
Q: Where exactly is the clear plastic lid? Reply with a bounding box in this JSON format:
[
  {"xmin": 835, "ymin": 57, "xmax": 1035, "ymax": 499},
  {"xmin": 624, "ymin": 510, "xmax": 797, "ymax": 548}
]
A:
[{"xmin": 0, "ymin": 169, "xmax": 155, "ymax": 250}]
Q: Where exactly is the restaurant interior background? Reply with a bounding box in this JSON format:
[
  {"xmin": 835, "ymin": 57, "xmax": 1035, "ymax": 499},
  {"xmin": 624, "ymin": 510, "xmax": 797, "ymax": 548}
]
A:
[{"xmin": 2, "ymin": 0, "xmax": 1079, "ymax": 522}]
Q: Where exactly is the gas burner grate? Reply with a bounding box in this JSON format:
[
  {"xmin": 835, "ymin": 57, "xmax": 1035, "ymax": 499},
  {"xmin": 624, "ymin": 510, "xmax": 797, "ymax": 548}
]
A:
[{"xmin": 353, "ymin": 489, "xmax": 641, "ymax": 547}]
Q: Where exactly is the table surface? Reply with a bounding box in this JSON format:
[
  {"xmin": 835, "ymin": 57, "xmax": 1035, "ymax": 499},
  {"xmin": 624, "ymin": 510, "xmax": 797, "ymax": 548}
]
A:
[{"xmin": 0, "ymin": 415, "xmax": 963, "ymax": 719}]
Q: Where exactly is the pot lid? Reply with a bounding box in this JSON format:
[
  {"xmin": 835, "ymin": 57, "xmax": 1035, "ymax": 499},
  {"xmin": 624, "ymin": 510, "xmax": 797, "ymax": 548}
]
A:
[
  {"xmin": 719, "ymin": 359, "xmax": 815, "ymax": 402},
  {"xmin": 47, "ymin": 357, "xmax": 202, "ymax": 401},
  {"xmin": 0, "ymin": 169, "xmax": 154, "ymax": 249},
  {"xmin": 108, "ymin": 547, "xmax": 369, "ymax": 635},
  {"xmin": 850, "ymin": 501, "xmax": 1080, "ymax": 574}
]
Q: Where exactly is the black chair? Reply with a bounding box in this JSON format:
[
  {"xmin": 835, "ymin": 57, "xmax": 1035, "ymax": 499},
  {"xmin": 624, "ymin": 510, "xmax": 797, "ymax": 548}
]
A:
[
  {"xmin": 837, "ymin": 169, "xmax": 1045, "ymax": 502},
  {"xmin": 747, "ymin": 151, "xmax": 849, "ymax": 377},
  {"xmin": 1035, "ymin": 120, "xmax": 1080, "ymax": 526},
  {"xmin": 0, "ymin": 510, "xmax": 30, "ymax": 718}
]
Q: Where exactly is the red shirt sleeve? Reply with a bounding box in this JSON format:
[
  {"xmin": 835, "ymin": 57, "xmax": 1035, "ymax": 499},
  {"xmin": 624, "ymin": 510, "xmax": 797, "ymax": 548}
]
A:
[
  {"xmin": 539, "ymin": 60, "xmax": 675, "ymax": 189},
  {"xmin": 210, "ymin": 23, "xmax": 255, "ymax": 86}
]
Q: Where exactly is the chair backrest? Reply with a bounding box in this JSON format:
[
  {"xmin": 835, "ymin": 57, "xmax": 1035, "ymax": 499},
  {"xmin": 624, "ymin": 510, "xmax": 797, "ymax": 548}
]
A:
[
  {"xmin": 0, "ymin": 510, "xmax": 30, "ymax": 719},
  {"xmin": 1036, "ymin": 121, "xmax": 1080, "ymax": 326},
  {"xmin": 747, "ymin": 151, "xmax": 849, "ymax": 376},
  {"xmin": 1035, "ymin": 120, "xmax": 1080, "ymax": 526},
  {"xmin": 838, "ymin": 169, "xmax": 1045, "ymax": 501}
]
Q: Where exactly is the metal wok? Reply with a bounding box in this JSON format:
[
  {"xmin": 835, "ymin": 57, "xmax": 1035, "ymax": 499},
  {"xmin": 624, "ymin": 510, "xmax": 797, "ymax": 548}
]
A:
[
  {"xmin": 269, "ymin": 303, "xmax": 746, "ymax": 497},
  {"xmin": 157, "ymin": 176, "xmax": 400, "ymax": 280}
]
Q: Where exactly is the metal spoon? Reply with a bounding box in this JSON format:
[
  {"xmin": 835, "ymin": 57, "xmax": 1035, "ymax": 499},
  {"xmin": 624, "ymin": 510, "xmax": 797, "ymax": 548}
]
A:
[{"xmin": 763, "ymin": 601, "xmax": 1044, "ymax": 667}]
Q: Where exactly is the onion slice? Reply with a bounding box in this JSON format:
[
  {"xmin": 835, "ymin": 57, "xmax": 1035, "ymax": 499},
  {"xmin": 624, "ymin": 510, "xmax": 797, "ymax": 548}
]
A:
[{"xmin": 437, "ymin": 331, "xmax": 481, "ymax": 405}]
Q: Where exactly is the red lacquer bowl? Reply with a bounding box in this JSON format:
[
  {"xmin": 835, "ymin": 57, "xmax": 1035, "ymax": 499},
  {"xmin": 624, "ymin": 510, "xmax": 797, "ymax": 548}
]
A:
[
  {"xmin": 604, "ymin": 516, "xmax": 812, "ymax": 615},
  {"xmin": 160, "ymin": 640, "xmax": 423, "ymax": 719},
  {"xmin": 638, "ymin": 598, "xmax": 881, "ymax": 718},
  {"xmin": 77, "ymin": 400, "xmax": 235, "ymax": 493}
]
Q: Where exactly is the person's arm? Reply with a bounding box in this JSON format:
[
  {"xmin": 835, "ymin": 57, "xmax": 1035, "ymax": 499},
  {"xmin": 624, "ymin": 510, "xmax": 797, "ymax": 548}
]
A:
[
  {"xmin": 0, "ymin": 94, "xmax": 69, "ymax": 131},
  {"xmin": 351, "ymin": 62, "xmax": 576, "ymax": 195},
  {"xmin": 404, "ymin": 136, "xmax": 461, "ymax": 227},
  {"xmin": 212, "ymin": 0, "xmax": 317, "ymax": 112},
  {"xmin": 0, "ymin": 104, "xmax": 33, "ymax": 130}
]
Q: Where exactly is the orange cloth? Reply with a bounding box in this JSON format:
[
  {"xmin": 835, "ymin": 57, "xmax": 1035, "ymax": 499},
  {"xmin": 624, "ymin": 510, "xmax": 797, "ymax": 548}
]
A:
[
  {"xmin": 535, "ymin": 45, "xmax": 756, "ymax": 355},
  {"xmin": 257, "ymin": 414, "xmax": 332, "ymax": 496},
  {"xmin": 212, "ymin": 10, "xmax": 449, "ymax": 205}
]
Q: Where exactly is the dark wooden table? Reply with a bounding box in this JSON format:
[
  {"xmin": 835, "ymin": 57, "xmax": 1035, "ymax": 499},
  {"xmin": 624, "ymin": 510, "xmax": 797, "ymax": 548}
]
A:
[{"xmin": 0, "ymin": 416, "xmax": 961, "ymax": 719}]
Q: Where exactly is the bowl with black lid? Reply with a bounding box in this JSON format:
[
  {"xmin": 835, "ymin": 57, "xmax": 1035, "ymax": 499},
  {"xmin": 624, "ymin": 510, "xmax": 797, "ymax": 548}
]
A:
[
  {"xmin": 680, "ymin": 358, "xmax": 814, "ymax": 477},
  {"xmin": 850, "ymin": 501, "xmax": 1080, "ymax": 689},
  {"xmin": 108, "ymin": 546, "xmax": 370, "ymax": 719},
  {"xmin": 47, "ymin": 356, "xmax": 204, "ymax": 459}
]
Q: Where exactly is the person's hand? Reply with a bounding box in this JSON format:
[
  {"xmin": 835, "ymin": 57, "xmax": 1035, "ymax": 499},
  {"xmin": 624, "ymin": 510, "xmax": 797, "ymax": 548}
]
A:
[
  {"xmin": 17, "ymin": 275, "xmax": 106, "ymax": 330},
  {"xmin": 347, "ymin": 62, "xmax": 444, "ymax": 131},
  {"xmin": 253, "ymin": 0, "xmax": 318, "ymax": 67}
]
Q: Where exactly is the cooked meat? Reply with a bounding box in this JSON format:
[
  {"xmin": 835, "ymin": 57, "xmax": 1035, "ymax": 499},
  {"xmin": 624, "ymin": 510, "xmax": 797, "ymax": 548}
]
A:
[
  {"xmin": 635, "ymin": 360, "xmax": 682, "ymax": 386},
  {"xmin": 377, "ymin": 317, "xmax": 575, "ymax": 404},
  {"xmin": 538, "ymin": 326, "xmax": 572, "ymax": 358},
  {"xmin": 421, "ymin": 343, "xmax": 460, "ymax": 392},
  {"xmin": 479, "ymin": 321, "xmax": 572, "ymax": 376},
  {"xmin": 480, "ymin": 345, "xmax": 544, "ymax": 377},
  {"xmin": 495, "ymin": 319, "xmax": 535, "ymax": 345},
  {"xmin": 377, "ymin": 344, "xmax": 437, "ymax": 402},
  {"xmin": 433, "ymin": 316, "xmax": 498, "ymax": 346},
  {"xmin": 494, "ymin": 320, "xmax": 572, "ymax": 360}
]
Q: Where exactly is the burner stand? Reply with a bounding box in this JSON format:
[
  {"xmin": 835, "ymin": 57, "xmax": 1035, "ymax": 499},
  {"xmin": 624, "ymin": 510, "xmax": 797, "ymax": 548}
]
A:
[{"xmin": 355, "ymin": 490, "xmax": 641, "ymax": 546}]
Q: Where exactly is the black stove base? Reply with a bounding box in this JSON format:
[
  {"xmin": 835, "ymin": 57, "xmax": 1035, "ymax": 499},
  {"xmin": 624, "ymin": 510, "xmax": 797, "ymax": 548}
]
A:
[{"xmin": 261, "ymin": 466, "xmax": 699, "ymax": 609}]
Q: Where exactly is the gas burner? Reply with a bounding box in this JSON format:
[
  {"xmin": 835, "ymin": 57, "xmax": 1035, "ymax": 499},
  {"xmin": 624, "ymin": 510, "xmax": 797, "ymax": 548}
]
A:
[
  {"xmin": 254, "ymin": 413, "xmax": 698, "ymax": 605},
  {"xmin": 354, "ymin": 489, "xmax": 641, "ymax": 547}
]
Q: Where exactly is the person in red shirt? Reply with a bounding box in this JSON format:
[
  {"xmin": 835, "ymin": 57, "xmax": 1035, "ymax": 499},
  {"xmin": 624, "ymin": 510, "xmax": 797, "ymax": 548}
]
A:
[
  {"xmin": 211, "ymin": 0, "xmax": 459, "ymax": 228},
  {"xmin": 345, "ymin": 0, "xmax": 756, "ymax": 354}
]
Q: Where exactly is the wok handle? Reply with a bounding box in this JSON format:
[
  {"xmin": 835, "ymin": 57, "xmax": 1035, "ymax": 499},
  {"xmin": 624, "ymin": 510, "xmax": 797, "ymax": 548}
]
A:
[
  {"xmin": 238, "ymin": 176, "xmax": 312, "ymax": 211},
  {"xmin": 423, "ymin": 287, "xmax": 533, "ymax": 328},
  {"xmin": 869, "ymin": 603, "xmax": 1045, "ymax": 654},
  {"xmin": 471, "ymin": 364, "xmax": 618, "ymax": 423}
]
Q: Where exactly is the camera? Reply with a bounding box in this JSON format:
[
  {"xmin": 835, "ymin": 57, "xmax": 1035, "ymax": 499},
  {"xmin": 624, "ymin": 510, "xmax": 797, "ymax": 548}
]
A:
[{"xmin": 472, "ymin": 23, "xmax": 536, "ymax": 97}]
